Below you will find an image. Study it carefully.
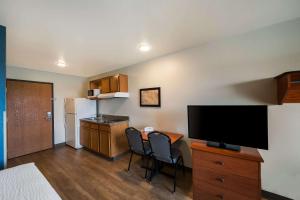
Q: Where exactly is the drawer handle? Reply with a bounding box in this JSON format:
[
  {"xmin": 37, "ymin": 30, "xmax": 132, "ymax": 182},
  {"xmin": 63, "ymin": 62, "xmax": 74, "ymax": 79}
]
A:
[
  {"xmin": 216, "ymin": 194, "xmax": 224, "ymax": 199},
  {"xmin": 214, "ymin": 161, "xmax": 224, "ymax": 165},
  {"xmin": 215, "ymin": 177, "xmax": 225, "ymax": 183}
]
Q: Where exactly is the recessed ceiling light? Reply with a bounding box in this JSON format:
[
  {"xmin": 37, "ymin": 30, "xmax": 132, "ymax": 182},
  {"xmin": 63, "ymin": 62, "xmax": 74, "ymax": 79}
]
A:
[
  {"xmin": 138, "ymin": 42, "xmax": 151, "ymax": 52},
  {"xmin": 56, "ymin": 59, "xmax": 67, "ymax": 68}
]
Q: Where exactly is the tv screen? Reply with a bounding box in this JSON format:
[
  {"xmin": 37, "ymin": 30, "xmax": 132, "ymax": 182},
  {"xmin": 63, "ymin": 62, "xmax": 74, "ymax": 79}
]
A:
[{"xmin": 188, "ymin": 105, "xmax": 268, "ymax": 150}]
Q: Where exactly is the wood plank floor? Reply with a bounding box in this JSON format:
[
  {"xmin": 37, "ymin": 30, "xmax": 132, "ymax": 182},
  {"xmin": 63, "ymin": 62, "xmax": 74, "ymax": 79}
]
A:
[{"xmin": 7, "ymin": 145, "xmax": 193, "ymax": 200}]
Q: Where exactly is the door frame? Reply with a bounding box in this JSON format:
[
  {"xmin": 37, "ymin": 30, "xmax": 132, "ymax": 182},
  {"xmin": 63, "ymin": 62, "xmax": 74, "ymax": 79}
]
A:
[{"xmin": 6, "ymin": 79, "xmax": 55, "ymax": 148}]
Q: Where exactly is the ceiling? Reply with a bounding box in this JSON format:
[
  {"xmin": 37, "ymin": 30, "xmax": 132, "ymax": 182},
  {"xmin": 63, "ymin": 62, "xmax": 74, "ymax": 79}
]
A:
[{"xmin": 1, "ymin": 0, "xmax": 300, "ymax": 77}]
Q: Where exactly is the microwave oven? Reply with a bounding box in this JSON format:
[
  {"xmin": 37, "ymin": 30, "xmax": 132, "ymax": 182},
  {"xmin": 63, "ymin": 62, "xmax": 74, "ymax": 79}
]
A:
[{"xmin": 88, "ymin": 89, "xmax": 100, "ymax": 97}]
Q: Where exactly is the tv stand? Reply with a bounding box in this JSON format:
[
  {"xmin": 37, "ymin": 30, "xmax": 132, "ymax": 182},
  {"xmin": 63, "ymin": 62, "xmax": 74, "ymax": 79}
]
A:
[
  {"xmin": 207, "ymin": 141, "xmax": 241, "ymax": 151},
  {"xmin": 191, "ymin": 141, "xmax": 263, "ymax": 200}
]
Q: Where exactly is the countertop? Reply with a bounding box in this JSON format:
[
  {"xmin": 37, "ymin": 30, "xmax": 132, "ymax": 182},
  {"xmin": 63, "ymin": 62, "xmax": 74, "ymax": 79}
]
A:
[{"xmin": 80, "ymin": 114, "xmax": 129, "ymax": 126}]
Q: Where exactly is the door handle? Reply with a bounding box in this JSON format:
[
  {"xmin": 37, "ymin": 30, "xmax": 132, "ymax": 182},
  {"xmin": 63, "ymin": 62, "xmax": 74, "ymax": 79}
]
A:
[
  {"xmin": 46, "ymin": 112, "xmax": 52, "ymax": 120},
  {"xmin": 214, "ymin": 161, "xmax": 224, "ymax": 166},
  {"xmin": 215, "ymin": 177, "xmax": 225, "ymax": 183}
]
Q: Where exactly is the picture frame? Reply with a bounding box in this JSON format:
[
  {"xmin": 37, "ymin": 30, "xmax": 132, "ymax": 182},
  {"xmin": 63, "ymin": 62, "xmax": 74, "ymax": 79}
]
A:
[{"xmin": 140, "ymin": 87, "xmax": 161, "ymax": 107}]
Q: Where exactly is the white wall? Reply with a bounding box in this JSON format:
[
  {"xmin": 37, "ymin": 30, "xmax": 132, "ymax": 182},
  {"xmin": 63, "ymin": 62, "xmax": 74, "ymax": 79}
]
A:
[
  {"xmin": 7, "ymin": 66, "xmax": 87, "ymax": 144},
  {"xmin": 90, "ymin": 18, "xmax": 300, "ymax": 199}
]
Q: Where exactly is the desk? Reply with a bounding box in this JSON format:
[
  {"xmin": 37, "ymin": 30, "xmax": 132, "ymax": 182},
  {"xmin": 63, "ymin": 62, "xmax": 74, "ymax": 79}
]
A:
[{"xmin": 141, "ymin": 131, "xmax": 184, "ymax": 144}]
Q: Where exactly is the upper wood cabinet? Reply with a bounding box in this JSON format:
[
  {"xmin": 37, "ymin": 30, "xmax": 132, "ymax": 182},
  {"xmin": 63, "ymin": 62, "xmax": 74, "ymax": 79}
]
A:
[
  {"xmin": 110, "ymin": 74, "xmax": 128, "ymax": 92},
  {"xmin": 275, "ymin": 71, "xmax": 300, "ymax": 104},
  {"xmin": 90, "ymin": 74, "xmax": 128, "ymax": 94},
  {"xmin": 100, "ymin": 77, "xmax": 110, "ymax": 93}
]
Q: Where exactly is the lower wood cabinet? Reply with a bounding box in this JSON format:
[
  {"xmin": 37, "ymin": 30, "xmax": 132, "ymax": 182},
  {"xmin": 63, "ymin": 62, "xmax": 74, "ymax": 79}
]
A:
[
  {"xmin": 90, "ymin": 128, "xmax": 100, "ymax": 152},
  {"xmin": 80, "ymin": 123, "xmax": 90, "ymax": 148},
  {"xmin": 100, "ymin": 131, "xmax": 110, "ymax": 156},
  {"xmin": 80, "ymin": 121, "xmax": 129, "ymax": 158}
]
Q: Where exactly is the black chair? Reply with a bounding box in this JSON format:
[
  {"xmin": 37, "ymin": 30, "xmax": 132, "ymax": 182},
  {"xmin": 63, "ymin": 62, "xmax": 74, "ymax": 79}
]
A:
[
  {"xmin": 148, "ymin": 131, "xmax": 184, "ymax": 193},
  {"xmin": 125, "ymin": 127, "xmax": 152, "ymax": 178}
]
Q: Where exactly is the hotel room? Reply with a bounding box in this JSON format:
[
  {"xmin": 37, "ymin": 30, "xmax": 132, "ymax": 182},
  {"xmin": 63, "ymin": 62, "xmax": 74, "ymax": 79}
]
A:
[{"xmin": 0, "ymin": 1, "xmax": 300, "ymax": 200}]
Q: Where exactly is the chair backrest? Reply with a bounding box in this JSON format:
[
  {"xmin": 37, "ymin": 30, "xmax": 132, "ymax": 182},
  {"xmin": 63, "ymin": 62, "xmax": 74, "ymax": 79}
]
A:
[
  {"xmin": 148, "ymin": 131, "xmax": 172, "ymax": 163},
  {"xmin": 125, "ymin": 127, "xmax": 145, "ymax": 155}
]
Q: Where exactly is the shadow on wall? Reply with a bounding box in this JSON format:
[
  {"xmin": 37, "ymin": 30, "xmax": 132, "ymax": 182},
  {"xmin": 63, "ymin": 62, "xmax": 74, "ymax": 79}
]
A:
[{"xmin": 231, "ymin": 78, "xmax": 277, "ymax": 105}]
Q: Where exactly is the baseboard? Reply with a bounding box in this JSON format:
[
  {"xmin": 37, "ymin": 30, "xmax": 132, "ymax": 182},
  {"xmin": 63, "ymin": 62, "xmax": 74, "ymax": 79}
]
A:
[
  {"xmin": 54, "ymin": 142, "xmax": 66, "ymax": 148},
  {"xmin": 262, "ymin": 190, "xmax": 293, "ymax": 200}
]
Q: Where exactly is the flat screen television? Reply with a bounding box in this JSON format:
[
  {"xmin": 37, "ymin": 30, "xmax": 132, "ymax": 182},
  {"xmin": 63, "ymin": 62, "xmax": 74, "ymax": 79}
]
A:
[{"xmin": 187, "ymin": 105, "xmax": 268, "ymax": 150}]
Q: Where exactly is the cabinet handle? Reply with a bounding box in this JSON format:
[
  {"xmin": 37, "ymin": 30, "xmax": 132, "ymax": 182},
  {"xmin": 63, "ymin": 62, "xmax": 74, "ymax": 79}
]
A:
[
  {"xmin": 215, "ymin": 177, "xmax": 225, "ymax": 183},
  {"xmin": 216, "ymin": 194, "xmax": 224, "ymax": 199},
  {"xmin": 214, "ymin": 161, "xmax": 224, "ymax": 165}
]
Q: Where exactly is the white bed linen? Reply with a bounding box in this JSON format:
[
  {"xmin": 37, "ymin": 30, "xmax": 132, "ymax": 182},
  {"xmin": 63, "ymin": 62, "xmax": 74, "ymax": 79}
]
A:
[{"xmin": 0, "ymin": 163, "xmax": 61, "ymax": 200}]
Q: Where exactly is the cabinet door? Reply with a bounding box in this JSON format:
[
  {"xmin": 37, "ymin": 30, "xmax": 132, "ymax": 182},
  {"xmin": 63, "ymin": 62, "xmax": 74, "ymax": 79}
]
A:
[
  {"xmin": 110, "ymin": 75, "xmax": 119, "ymax": 92},
  {"xmin": 100, "ymin": 77, "xmax": 110, "ymax": 93},
  {"xmin": 110, "ymin": 123, "xmax": 129, "ymax": 157},
  {"xmin": 118, "ymin": 74, "xmax": 128, "ymax": 92},
  {"xmin": 90, "ymin": 128, "xmax": 100, "ymax": 152},
  {"xmin": 100, "ymin": 131, "xmax": 110, "ymax": 156},
  {"xmin": 80, "ymin": 126, "xmax": 90, "ymax": 148}
]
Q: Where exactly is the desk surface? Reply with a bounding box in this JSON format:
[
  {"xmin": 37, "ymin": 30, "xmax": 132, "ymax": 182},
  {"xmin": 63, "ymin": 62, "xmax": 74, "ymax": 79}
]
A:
[{"xmin": 141, "ymin": 131, "xmax": 184, "ymax": 144}]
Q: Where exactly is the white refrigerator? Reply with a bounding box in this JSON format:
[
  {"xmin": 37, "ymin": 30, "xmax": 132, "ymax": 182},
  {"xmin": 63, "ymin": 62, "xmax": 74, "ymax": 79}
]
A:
[{"xmin": 64, "ymin": 98, "xmax": 96, "ymax": 149}]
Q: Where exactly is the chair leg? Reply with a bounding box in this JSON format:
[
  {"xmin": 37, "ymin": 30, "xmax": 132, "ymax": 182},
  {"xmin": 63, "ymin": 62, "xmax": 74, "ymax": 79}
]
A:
[
  {"xmin": 127, "ymin": 152, "xmax": 133, "ymax": 171},
  {"xmin": 144, "ymin": 156, "xmax": 149, "ymax": 178},
  {"xmin": 181, "ymin": 157, "xmax": 185, "ymax": 175},
  {"xmin": 149, "ymin": 159, "xmax": 156, "ymax": 182},
  {"xmin": 173, "ymin": 162, "xmax": 177, "ymax": 193}
]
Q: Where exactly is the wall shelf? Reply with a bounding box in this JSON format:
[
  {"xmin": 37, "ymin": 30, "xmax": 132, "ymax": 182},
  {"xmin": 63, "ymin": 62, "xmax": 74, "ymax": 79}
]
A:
[{"xmin": 275, "ymin": 71, "xmax": 300, "ymax": 104}]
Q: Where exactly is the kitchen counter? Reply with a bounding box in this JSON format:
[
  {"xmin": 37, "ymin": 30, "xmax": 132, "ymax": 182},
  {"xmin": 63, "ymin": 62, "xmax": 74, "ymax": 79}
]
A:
[
  {"xmin": 80, "ymin": 114, "xmax": 129, "ymax": 126},
  {"xmin": 80, "ymin": 114, "xmax": 129, "ymax": 158}
]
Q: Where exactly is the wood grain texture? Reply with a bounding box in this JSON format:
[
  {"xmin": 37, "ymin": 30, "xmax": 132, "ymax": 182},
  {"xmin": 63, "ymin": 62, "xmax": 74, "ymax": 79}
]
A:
[
  {"xmin": 90, "ymin": 74, "xmax": 128, "ymax": 94},
  {"xmin": 192, "ymin": 141, "xmax": 263, "ymax": 200},
  {"xmin": 7, "ymin": 146, "xmax": 193, "ymax": 200},
  {"xmin": 110, "ymin": 122, "xmax": 129, "ymax": 157},
  {"xmin": 80, "ymin": 121, "xmax": 129, "ymax": 158},
  {"xmin": 118, "ymin": 74, "xmax": 128, "ymax": 92},
  {"xmin": 191, "ymin": 141, "xmax": 263, "ymax": 162},
  {"xmin": 194, "ymin": 167, "xmax": 259, "ymax": 198},
  {"xmin": 194, "ymin": 182, "xmax": 254, "ymax": 200},
  {"xmin": 90, "ymin": 128, "xmax": 100, "ymax": 152},
  {"xmin": 141, "ymin": 131, "xmax": 184, "ymax": 144},
  {"xmin": 7, "ymin": 80, "xmax": 53, "ymax": 159},
  {"xmin": 80, "ymin": 122, "xmax": 90, "ymax": 148},
  {"xmin": 194, "ymin": 150, "xmax": 259, "ymax": 179},
  {"xmin": 109, "ymin": 75, "xmax": 119, "ymax": 92},
  {"xmin": 275, "ymin": 71, "xmax": 300, "ymax": 104},
  {"xmin": 100, "ymin": 131, "xmax": 110, "ymax": 156},
  {"xmin": 100, "ymin": 77, "xmax": 110, "ymax": 93},
  {"xmin": 89, "ymin": 79, "xmax": 101, "ymax": 90}
]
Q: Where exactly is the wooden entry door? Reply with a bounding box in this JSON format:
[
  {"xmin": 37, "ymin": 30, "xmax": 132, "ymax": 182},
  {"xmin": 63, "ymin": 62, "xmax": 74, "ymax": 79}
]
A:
[{"xmin": 7, "ymin": 80, "xmax": 53, "ymax": 159}]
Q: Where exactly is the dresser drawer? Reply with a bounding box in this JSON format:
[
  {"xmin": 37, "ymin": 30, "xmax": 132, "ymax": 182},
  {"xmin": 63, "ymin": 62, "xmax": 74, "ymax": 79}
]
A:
[
  {"xmin": 193, "ymin": 150, "xmax": 259, "ymax": 179},
  {"xmin": 193, "ymin": 167, "xmax": 260, "ymax": 198},
  {"xmin": 194, "ymin": 181, "xmax": 255, "ymax": 200}
]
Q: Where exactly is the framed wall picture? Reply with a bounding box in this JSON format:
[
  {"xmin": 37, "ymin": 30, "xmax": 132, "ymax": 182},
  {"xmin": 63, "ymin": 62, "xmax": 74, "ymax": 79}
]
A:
[{"xmin": 140, "ymin": 87, "xmax": 161, "ymax": 107}]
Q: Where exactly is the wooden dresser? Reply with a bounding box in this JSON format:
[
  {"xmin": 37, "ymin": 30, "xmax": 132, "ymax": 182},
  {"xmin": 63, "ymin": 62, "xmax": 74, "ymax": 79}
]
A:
[{"xmin": 191, "ymin": 142, "xmax": 263, "ymax": 200}]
